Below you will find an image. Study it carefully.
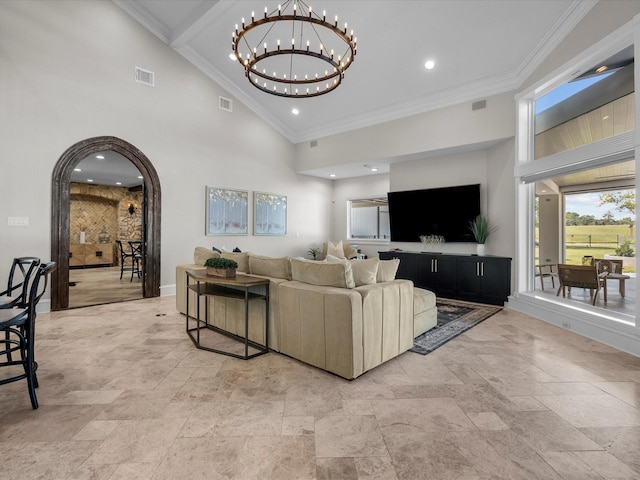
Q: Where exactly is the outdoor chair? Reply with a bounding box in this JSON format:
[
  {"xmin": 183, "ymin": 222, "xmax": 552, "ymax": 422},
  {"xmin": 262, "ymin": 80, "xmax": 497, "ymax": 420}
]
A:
[
  {"xmin": 0, "ymin": 261, "xmax": 56, "ymax": 409},
  {"xmin": 0, "ymin": 257, "xmax": 41, "ymax": 309},
  {"xmin": 556, "ymin": 263, "xmax": 607, "ymax": 305},
  {"xmin": 535, "ymin": 263, "xmax": 557, "ymax": 290}
]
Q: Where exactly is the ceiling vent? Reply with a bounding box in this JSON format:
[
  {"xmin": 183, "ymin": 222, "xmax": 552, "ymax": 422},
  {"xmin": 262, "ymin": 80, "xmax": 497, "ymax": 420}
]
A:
[
  {"xmin": 472, "ymin": 100, "xmax": 486, "ymax": 111},
  {"xmin": 135, "ymin": 67, "xmax": 154, "ymax": 87},
  {"xmin": 219, "ymin": 97, "xmax": 233, "ymax": 112}
]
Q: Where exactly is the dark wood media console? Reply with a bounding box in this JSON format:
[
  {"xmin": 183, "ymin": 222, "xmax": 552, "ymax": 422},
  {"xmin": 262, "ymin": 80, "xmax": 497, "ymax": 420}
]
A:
[{"xmin": 379, "ymin": 251, "xmax": 512, "ymax": 305}]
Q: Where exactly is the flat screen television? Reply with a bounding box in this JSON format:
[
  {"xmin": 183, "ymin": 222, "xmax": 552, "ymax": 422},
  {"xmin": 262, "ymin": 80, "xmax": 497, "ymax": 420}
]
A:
[{"xmin": 387, "ymin": 184, "xmax": 481, "ymax": 242}]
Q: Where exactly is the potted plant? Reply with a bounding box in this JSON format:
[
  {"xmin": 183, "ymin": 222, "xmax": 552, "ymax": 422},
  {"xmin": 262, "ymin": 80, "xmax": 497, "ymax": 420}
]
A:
[
  {"xmin": 204, "ymin": 257, "xmax": 238, "ymax": 278},
  {"xmin": 468, "ymin": 215, "xmax": 497, "ymax": 255},
  {"xmin": 307, "ymin": 247, "xmax": 320, "ymax": 260}
]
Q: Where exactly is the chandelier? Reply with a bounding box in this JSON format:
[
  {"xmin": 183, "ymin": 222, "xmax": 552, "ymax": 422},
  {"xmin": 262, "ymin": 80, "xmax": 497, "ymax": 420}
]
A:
[{"xmin": 231, "ymin": 0, "xmax": 357, "ymax": 98}]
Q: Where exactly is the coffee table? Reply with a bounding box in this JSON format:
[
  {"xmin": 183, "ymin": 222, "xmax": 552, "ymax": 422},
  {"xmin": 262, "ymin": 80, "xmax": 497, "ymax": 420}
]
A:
[{"xmin": 185, "ymin": 269, "xmax": 269, "ymax": 359}]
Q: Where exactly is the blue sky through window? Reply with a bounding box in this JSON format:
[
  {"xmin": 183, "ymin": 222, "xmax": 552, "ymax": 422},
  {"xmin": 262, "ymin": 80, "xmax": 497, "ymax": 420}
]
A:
[
  {"xmin": 535, "ymin": 71, "xmax": 615, "ymax": 114},
  {"xmin": 565, "ymin": 190, "xmax": 635, "ymax": 221}
]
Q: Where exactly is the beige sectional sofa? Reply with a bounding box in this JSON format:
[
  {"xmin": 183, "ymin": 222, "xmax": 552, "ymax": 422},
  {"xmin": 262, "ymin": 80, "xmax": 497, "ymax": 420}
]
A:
[{"xmin": 176, "ymin": 247, "xmax": 437, "ymax": 379}]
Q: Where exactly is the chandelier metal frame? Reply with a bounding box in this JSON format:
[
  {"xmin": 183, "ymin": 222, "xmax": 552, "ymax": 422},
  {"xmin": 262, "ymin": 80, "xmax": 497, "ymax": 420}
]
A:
[{"xmin": 231, "ymin": 0, "xmax": 357, "ymax": 98}]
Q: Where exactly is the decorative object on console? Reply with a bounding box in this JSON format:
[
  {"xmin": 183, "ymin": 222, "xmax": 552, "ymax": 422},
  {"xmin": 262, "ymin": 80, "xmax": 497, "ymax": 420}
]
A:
[
  {"xmin": 204, "ymin": 257, "xmax": 238, "ymax": 278},
  {"xmin": 205, "ymin": 187, "xmax": 249, "ymax": 236},
  {"xmin": 254, "ymin": 192, "xmax": 287, "ymax": 236},
  {"xmin": 128, "ymin": 203, "xmax": 136, "ymax": 216},
  {"xmin": 468, "ymin": 215, "xmax": 497, "ymax": 256},
  {"xmin": 419, "ymin": 234, "xmax": 445, "ymax": 252},
  {"xmin": 231, "ymin": 0, "xmax": 357, "ymax": 98},
  {"xmin": 98, "ymin": 227, "xmax": 111, "ymax": 244}
]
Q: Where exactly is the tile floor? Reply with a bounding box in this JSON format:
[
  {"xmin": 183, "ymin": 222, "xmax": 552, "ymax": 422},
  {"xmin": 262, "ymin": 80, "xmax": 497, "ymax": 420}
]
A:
[{"xmin": 1, "ymin": 296, "xmax": 640, "ymax": 479}]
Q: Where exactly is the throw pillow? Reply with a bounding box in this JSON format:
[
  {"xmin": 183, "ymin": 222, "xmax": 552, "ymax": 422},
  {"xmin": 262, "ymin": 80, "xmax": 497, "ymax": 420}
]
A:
[
  {"xmin": 249, "ymin": 254, "xmax": 292, "ymax": 280},
  {"xmin": 291, "ymin": 258, "xmax": 355, "ymax": 289},
  {"xmin": 220, "ymin": 251, "xmax": 250, "ymax": 273},
  {"xmin": 350, "ymin": 258, "xmax": 379, "ymax": 286},
  {"xmin": 194, "ymin": 247, "xmax": 220, "ymax": 265},
  {"xmin": 326, "ymin": 240, "xmax": 346, "ymax": 259},
  {"xmin": 377, "ymin": 258, "xmax": 400, "ymax": 282}
]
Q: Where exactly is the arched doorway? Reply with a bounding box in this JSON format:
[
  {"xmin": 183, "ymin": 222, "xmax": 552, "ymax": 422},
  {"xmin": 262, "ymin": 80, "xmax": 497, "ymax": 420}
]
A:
[{"xmin": 51, "ymin": 136, "xmax": 161, "ymax": 310}]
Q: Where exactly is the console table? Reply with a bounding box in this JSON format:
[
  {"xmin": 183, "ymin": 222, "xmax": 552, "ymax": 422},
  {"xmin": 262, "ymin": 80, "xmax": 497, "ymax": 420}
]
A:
[
  {"xmin": 379, "ymin": 251, "xmax": 511, "ymax": 305},
  {"xmin": 69, "ymin": 243, "xmax": 114, "ymax": 268},
  {"xmin": 185, "ymin": 269, "xmax": 269, "ymax": 359}
]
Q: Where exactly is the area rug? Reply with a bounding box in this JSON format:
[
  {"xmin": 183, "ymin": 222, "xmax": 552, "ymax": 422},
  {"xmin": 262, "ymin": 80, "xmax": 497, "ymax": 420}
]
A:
[{"xmin": 411, "ymin": 298, "xmax": 502, "ymax": 355}]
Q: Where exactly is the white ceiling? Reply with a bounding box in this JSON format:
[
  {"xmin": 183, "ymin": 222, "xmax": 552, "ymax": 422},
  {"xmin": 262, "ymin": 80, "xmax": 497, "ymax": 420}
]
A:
[{"xmin": 113, "ymin": 0, "xmax": 596, "ymax": 146}]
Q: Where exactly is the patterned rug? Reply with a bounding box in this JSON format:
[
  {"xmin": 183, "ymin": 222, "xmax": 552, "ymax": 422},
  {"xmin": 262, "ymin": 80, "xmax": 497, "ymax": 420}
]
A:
[{"xmin": 411, "ymin": 298, "xmax": 502, "ymax": 355}]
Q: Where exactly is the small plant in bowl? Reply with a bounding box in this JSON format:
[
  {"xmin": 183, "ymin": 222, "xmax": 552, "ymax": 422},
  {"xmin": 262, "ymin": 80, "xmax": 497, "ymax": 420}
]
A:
[
  {"xmin": 204, "ymin": 257, "xmax": 238, "ymax": 277},
  {"xmin": 307, "ymin": 247, "xmax": 320, "ymax": 260}
]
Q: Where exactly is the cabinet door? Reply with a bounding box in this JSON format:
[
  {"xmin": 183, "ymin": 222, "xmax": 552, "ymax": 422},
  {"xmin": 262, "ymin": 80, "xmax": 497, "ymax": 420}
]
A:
[
  {"xmin": 456, "ymin": 257, "xmax": 484, "ymax": 300},
  {"xmin": 480, "ymin": 257, "xmax": 511, "ymax": 303},
  {"xmin": 418, "ymin": 255, "xmax": 456, "ymax": 296}
]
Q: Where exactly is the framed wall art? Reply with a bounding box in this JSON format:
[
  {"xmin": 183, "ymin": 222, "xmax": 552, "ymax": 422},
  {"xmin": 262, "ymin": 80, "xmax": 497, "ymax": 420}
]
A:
[
  {"xmin": 254, "ymin": 192, "xmax": 287, "ymax": 236},
  {"xmin": 205, "ymin": 186, "xmax": 248, "ymax": 235}
]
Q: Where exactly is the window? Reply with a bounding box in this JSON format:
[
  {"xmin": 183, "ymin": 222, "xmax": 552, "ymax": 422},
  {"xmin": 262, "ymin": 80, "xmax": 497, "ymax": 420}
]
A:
[
  {"xmin": 515, "ymin": 36, "xmax": 636, "ymax": 327},
  {"xmin": 348, "ymin": 197, "xmax": 390, "ymax": 240}
]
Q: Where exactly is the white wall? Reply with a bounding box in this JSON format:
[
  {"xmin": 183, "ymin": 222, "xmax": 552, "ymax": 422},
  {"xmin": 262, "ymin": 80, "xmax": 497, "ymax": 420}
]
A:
[
  {"xmin": 295, "ymin": 92, "xmax": 516, "ymax": 174},
  {"xmin": 0, "ymin": 0, "xmax": 332, "ymax": 303}
]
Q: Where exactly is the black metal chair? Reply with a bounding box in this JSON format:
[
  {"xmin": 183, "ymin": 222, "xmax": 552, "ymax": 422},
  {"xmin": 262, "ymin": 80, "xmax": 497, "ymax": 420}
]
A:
[
  {"xmin": 116, "ymin": 240, "xmax": 133, "ymax": 280},
  {"xmin": 0, "ymin": 257, "xmax": 41, "ymax": 309},
  {"xmin": 0, "ymin": 261, "xmax": 56, "ymax": 409},
  {"xmin": 128, "ymin": 241, "xmax": 143, "ymax": 282}
]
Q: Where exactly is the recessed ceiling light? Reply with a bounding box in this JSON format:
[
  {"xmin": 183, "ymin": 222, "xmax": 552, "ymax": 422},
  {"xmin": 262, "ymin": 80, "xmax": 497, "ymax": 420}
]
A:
[
  {"xmin": 87, "ymin": 179, "xmax": 94, "ymax": 182},
  {"xmin": 330, "ymin": 174, "xmax": 336, "ymax": 178},
  {"xmin": 371, "ymin": 168, "xmax": 378, "ymax": 172},
  {"xmin": 424, "ymin": 59, "xmax": 435, "ymax": 70},
  {"xmin": 74, "ymin": 168, "xmax": 81, "ymax": 172},
  {"xmin": 137, "ymin": 176, "xmax": 143, "ymax": 179},
  {"xmin": 596, "ymin": 65, "xmax": 607, "ymax": 73},
  {"xmin": 228, "ymin": 53, "xmax": 237, "ymax": 61},
  {"xmin": 95, "ymin": 155, "xmax": 105, "ymax": 159},
  {"xmin": 291, "ymin": 108, "xmax": 300, "ymax": 115},
  {"xmin": 116, "ymin": 182, "xmax": 122, "ymax": 185},
  {"xmin": 603, "ymin": 115, "xmax": 610, "ymax": 120}
]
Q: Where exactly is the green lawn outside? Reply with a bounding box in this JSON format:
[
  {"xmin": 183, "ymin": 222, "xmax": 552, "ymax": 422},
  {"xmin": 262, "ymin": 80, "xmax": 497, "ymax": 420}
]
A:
[{"xmin": 536, "ymin": 225, "xmax": 636, "ymax": 273}]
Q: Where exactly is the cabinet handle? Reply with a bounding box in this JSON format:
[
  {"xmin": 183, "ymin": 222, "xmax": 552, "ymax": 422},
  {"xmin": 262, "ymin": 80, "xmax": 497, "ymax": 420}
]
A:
[
  {"xmin": 476, "ymin": 262, "xmax": 479, "ymax": 276},
  {"xmin": 433, "ymin": 259, "xmax": 438, "ymax": 273}
]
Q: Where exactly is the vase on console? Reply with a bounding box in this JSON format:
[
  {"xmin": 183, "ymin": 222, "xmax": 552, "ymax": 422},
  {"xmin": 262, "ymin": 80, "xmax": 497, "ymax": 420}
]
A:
[
  {"xmin": 79, "ymin": 231, "xmax": 86, "ymax": 244},
  {"xmin": 476, "ymin": 243, "xmax": 485, "ymax": 256}
]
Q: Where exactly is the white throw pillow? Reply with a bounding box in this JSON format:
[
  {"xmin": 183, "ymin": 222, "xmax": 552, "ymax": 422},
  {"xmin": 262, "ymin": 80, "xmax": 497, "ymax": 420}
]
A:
[
  {"xmin": 326, "ymin": 240, "xmax": 346, "ymax": 259},
  {"xmin": 350, "ymin": 258, "xmax": 380, "ymax": 286},
  {"xmin": 377, "ymin": 259, "xmax": 400, "ymax": 282},
  {"xmin": 291, "ymin": 258, "xmax": 355, "ymax": 289}
]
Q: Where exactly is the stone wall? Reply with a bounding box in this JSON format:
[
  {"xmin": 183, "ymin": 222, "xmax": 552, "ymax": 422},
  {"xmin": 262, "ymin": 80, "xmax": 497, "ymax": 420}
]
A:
[{"xmin": 70, "ymin": 183, "xmax": 143, "ymax": 244}]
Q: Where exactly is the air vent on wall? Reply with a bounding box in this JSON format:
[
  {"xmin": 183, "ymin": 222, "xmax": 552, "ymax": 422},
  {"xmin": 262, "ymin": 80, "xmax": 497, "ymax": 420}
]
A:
[
  {"xmin": 472, "ymin": 100, "xmax": 486, "ymax": 110},
  {"xmin": 219, "ymin": 96, "xmax": 233, "ymax": 112},
  {"xmin": 310, "ymin": 140, "xmax": 318, "ymax": 148},
  {"xmin": 135, "ymin": 67, "xmax": 154, "ymax": 87}
]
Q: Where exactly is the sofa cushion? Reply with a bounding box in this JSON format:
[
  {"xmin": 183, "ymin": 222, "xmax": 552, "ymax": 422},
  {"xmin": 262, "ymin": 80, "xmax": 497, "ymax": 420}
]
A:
[
  {"xmin": 414, "ymin": 287, "xmax": 436, "ymax": 314},
  {"xmin": 349, "ymin": 258, "xmax": 379, "ymax": 287},
  {"xmin": 291, "ymin": 258, "xmax": 355, "ymax": 289},
  {"xmin": 326, "ymin": 240, "xmax": 346, "ymax": 259},
  {"xmin": 194, "ymin": 247, "xmax": 220, "ymax": 266},
  {"xmin": 377, "ymin": 258, "xmax": 400, "ymax": 282},
  {"xmin": 249, "ymin": 254, "xmax": 292, "ymax": 280},
  {"xmin": 221, "ymin": 251, "xmax": 250, "ymax": 273}
]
